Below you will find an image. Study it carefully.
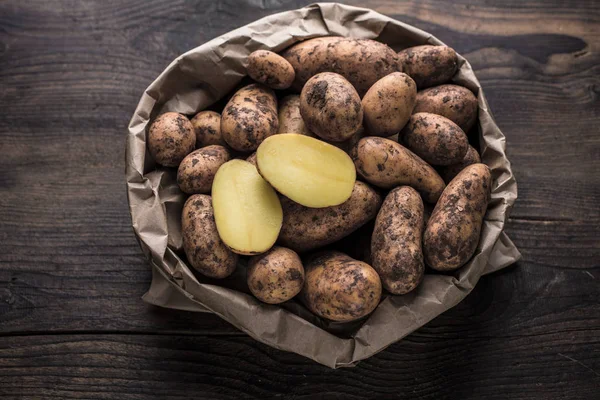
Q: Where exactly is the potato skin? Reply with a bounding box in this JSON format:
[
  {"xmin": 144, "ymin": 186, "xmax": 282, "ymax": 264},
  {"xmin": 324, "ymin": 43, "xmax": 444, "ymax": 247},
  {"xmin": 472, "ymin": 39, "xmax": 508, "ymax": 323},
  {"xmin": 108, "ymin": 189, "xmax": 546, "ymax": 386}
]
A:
[
  {"xmin": 300, "ymin": 72, "xmax": 363, "ymax": 142},
  {"xmin": 182, "ymin": 194, "xmax": 238, "ymax": 278},
  {"xmin": 282, "ymin": 37, "xmax": 402, "ymax": 96},
  {"xmin": 351, "ymin": 137, "xmax": 446, "ymax": 203},
  {"xmin": 439, "ymin": 145, "xmax": 481, "ymax": 183},
  {"xmin": 424, "ymin": 164, "xmax": 492, "ymax": 271},
  {"xmin": 400, "ymin": 112, "xmax": 468, "ymax": 166},
  {"xmin": 176, "ymin": 145, "xmax": 231, "ymax": 194},
  {"xmin": 362, "ymin": 72, "xmax": 417, "ymax": 137},
  {"xmin": 148, "ymin": 112, "xmax": 195, "ymax": 167},
  {"xmin": 247, "ymin": 246, "xmax": 304, "ymax": 304},
  {"xmin": 246, "ymin": 151, "xmax": 257, "ymax": 166},
  {"xmin": 277, "ymin": 95, "xmax": 313, "ymax": 136},
  {"xmin": 190, "ymin": 111, "xmax": 227, "ymax": 148},
  {"xmin": 398, "ymin": 45, "xmax": 458, "ymax": 89},
  {"xmin": 221, "ymin": 83, "xmax": 278, "ymax": 152},
  {"xmin": 278, "ymin": 181, "xmax": 382, "ymax": 253},
  {"xmin": 302, "ymin": 251, "xmax": 382, "ymax": 322},
  {"xmin": 371, "ymin": 186, "xmax": 424, "ymax": 295},
  {"xmin": 413, "ymin": 84, "xmax": 478, "ymax": 133},
  {"xmin": 247, "ymin": 50, "xmax": 295, "ymax": 90}
]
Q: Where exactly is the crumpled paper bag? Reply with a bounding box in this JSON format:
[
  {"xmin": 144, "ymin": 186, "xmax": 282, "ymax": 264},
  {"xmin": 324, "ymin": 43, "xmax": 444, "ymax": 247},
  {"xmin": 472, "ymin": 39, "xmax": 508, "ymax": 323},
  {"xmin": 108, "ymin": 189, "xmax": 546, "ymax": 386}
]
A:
[{"xmin": 126, "ymin": 2, "xmax": 521, "ymax": 368}]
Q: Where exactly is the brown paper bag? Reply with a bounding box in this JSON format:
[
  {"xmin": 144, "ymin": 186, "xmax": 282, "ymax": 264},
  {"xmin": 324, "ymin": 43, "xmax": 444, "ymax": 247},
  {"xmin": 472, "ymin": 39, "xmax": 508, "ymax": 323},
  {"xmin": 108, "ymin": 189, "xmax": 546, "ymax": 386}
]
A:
[{"xmin": 126, "ymin": 3, "xmax": 521, "ymax": 368}]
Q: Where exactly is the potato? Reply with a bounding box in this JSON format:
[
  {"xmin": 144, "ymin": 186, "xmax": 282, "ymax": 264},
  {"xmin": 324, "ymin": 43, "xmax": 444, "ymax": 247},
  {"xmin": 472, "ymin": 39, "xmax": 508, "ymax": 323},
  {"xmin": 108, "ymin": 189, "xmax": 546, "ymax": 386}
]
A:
[
  {"xmin": 147, "ymin": 112, "xmax": 195, "ymax": 167},
  {"xmin": 413, "ymin": 84, "xmax": 478, "ymax": 132},
  {"xmin": 212, "ymin": 160, "xmax": 282, "ymax": 255},
  {"xmin": 397, "ymin": 45, "xmax": 458, "ymax": 89},
  {"xmin": 221, "ymin": 83, "xmax": 278, "ymax": 152},
  {"xmin": 176, "ymin": 145, "xmax": 231, "ymax": 194},
  {"xmin": 351, "ymin": 137, "xmax": 446, "ymax": 203},
  {"xmin": 362, "ymin": 72, "xmax": 417, "ymax": 137},
  {"xmin": 400, "ymin": 112, "xmax": 468, "ymax": 166},
  {"xmin": 247, "ymin": 50, "xmax": 295, "ymax": 90},
  {"xmin": 279, "ymin": 181, "xmax": 382, "ymax": 253},
  {"xmin": 247, "ymin": 246, "xmax": 304, "ymax": 304},
  {"xmin": 256, "ymin": 133, "xmax": 356, "ymax": 208},
  {"xmin": 277, "ymin": 95, "xmax": 313, "ymax": 136},
  {"xmin": 182, "ymin": 194, "xmax": 238, "ymax": 278},
  {"xmin": 371, "ymin": 186, "xmax": 424, "ymax": 295},
  {"xmin": 190, "ymin": 111, "xmax": 227, "ymax": 148},
  {"xmin": 300, "ymin": 72, "xmax": 363, "ymax": 142},
  {"xmin": 246, "ymin": 151, "xmax": 257, "ymax": 166},
  {"xmin": 439, "ymin": 145, "xmax": 481, "ymax": 183},
  {"xmin": 328, "ymin": 125, "xmax": 365, "ymax": 154},
  {"xmin": 282, "ymin": 37, "xmax": 402, "ymax": 96},
  {"xmin": 424, "ymin": 163, "xmax": 492, "ymax": 271},
  {"xmin": 302, "ymin": 251, "xmax": 382, "ymax": 322}
]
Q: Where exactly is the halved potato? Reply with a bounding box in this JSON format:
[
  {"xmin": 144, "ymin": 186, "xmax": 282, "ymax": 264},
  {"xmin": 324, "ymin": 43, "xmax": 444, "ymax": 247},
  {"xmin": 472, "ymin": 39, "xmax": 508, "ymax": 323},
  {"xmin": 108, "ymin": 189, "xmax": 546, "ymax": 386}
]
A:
[
  {"xmin": 256, "ymin": 134, "xmax": 356, "ymax": 208},
  {"xmin": 212, "ymin": 160, "xmax": 282, "ymax": 255}
]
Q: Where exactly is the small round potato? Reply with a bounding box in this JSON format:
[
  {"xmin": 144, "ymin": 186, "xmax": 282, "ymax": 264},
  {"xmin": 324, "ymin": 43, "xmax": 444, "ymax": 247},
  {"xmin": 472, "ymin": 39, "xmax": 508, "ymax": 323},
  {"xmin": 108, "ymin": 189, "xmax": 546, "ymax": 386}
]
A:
[
  {"xmin": 439, "ymin": 145, "xmax": 481, "ymax": 183},
  {"xmin": 300, "ymin": 72, "xmax": 363, "ymax": 142},
  {"xmin": 362, "ymin": 72, "xmax": 417, "ymax": 137},
  {"xmin": 247, "ymin": 50, "xmax": 295, "ymax": 90},
  {"xmin": 147, "ymin": 112, "xmax": 195, "ymax": 167},
  {"xmin": 277, "ymin": 95, "xmax": 313, "ymax": 136},
  {"xmin": 190, "ymin": 111, "xmax": 227, "ymax": 148},
  {"xmin": 176, "ymin": 145, "xmax": 231, "ymax": 194},
  {"xmin": 247, "ymin": 246, "xmax": 304, "ymax": 304},
  {"xmin": 400, "ymin": 112, "xmax": 469, "ymax": 166},
  {"xmin": 398, "ymin": 45, "xmax": 458, "ymax": 89},
  {"xmin": 413, "ymin": 84, "xmax": 478, "ymax": 132}
]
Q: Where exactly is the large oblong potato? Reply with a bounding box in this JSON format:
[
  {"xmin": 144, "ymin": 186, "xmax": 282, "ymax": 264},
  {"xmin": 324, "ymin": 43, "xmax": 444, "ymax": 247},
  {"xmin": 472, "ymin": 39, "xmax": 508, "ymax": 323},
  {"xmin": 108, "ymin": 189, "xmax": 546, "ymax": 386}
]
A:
[
  {"xmin": 212, "ymin": 160, "xmax": 282, "ymax": 255},
  {"xmin": 147, "ymin": 112, "xmax": 196, "ymax": 167},
  {"xmin": 300, "ymin": 72, "xmax": 363, "ymax": 142},
  {"xmin": 256, "ymin": 133, "xmax": 356, "ymax": 208},
  {"xmin": 190, "ymin": 111, "xmax": 227, "ymax": 148},
  {"xmin": 221, "ymin": 83, "xmax": 278, "ymax": 152},
  {"xmin": 400, "ymin": 112, "xmax": 468, "ymax": 166},
  {"xmin": 351, "ymin": 137, "xmax": 445, "ymax": 203},
  {"xmin": 181, "ymin": 194, "xmax": 238, "ymax": 278},
  {"xmin": 247, "ymin": 246, "xmax": 304, "ymax": 304},
  {"xmin": 282, "ymin": 37, "xmax": 402, "ymax": 96},
  {"xmin": 176, "ymin": 145, "xmax": 231, "ymax": 194},
  {"xmin": 424, "ymin": 163, "xmax": 492, "ymax": 271},
  {"xmin": 362, "ymin": 72, "xmax": 417, "ymax": 137},
  {"xmin": 439, "ymin": 145, "xmax": 481, "ymax": 183},
  {"xmin": 302, "ymin": 251, "xmax": 382, "ymax": 322},
  {"xmin": 279, "ymin": 181, "xmax": 382, "ymax": 253},
  {"xmin": 371, "ymin": 186, "xmax": 424, "ymax": 295},
  {"xmin": 397, "ymin": 45, "xmax": 458, "ymax": 89},
  {"xmin": 413, "ymin": 84, "xmax": 478, "ymax": 132},
  {"xmin": 247, "ymin": 50, "xmax": 295, "ymax": 90},
  {"xmin": 277, "ymin": 95, "xmax": 313, "ymax": 136}
]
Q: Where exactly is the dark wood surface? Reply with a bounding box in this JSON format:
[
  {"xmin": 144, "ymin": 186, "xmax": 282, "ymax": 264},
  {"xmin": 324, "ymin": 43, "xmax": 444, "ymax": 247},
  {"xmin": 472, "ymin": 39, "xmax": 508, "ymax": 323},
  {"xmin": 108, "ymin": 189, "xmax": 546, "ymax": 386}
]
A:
[{"xmin": 1, "ymin": 0, "xmax": 598, "ymax": 398}]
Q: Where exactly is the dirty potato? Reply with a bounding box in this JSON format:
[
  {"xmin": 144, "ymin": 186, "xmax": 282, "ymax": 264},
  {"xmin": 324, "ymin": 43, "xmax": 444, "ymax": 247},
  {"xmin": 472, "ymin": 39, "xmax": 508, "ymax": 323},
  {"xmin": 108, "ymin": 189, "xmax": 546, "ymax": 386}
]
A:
[
  {"xmin": 302, "ymin": 251, "xmax": 382, "ymax": 322},
  {"xmin": 277, "ymin": 95, "xmax": 314, "ymax": 136},
  {"xmin": 371, "ymin": 186, "xmax": 424, "ymax": 295},
  {"xmin": 424, "ymin": 163, "xmax": 492, "ymax": 271},
  {"xmin": 147, "ymin": 112, "xmax": 195, "ymax": 167},
  {"xmin": 182, "ymin": 194, "xmax": 238, "ymax": 278},
  {"xmin": 176, "ymin": 145, "xmax": 231, "ymax": 194},
  {"xmin": 439, "ymin": 145, "xmax": 481, "ymax": 183},
  {"xmin": 397, "ymin": 45, "xmax": 458, "ymax": 89},
  {"xmin": 247, "ymin": 50, "xmax": 295, "ymax": 90},
  {"xmin": 247, "ymin": 246, "xmax": 304, "ymax": 304},
  {"xmin": 190, "ymin": 111, "xmax": 227, "ymax": 148},
  {"xmin": 413, "ymin": 84, "xmax": 478, "ymax": 132}
]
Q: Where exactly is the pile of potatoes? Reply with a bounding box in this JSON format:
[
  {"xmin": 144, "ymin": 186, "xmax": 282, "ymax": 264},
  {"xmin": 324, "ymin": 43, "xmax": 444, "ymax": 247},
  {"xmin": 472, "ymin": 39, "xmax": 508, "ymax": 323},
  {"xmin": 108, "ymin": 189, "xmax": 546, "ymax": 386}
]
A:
[{"xmin": 147, "ymin": 37, "xmax": 492, "ymax": 323}]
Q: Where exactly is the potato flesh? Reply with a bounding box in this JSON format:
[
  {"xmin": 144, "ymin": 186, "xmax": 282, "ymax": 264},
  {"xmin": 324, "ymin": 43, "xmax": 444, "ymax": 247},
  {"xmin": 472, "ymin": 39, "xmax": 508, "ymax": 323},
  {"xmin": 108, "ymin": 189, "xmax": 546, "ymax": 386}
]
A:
[
  {"xmin": 212, "ymin": 160, "xmax": 282, "ymax": 255},
  {"xmin": 256, "ymin": 134, "xmax": 356, "ymax": 208}
]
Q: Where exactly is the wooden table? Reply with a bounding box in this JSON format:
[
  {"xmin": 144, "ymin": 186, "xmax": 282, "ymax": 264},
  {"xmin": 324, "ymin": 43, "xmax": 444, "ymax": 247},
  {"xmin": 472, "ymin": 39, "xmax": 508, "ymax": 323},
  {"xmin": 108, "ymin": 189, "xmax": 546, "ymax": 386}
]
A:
[{"xmin": 1, "ymin": 1, "xmax": 598, "ymax": 398}]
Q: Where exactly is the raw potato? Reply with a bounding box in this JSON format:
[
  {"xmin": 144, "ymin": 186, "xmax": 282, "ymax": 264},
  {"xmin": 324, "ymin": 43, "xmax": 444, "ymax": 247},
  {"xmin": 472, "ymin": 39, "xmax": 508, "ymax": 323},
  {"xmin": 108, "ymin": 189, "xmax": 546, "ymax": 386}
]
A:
[
  {"xmin": 351, "ymin": 137, "xmax": 446, "ymax": 203},
  {"xmin": 282, "ymin": 37, "xmax": 402, "ymax": 96},
  {"xmin": 413, "ymin": 84, "xmax": 478, "ymax": 132},
  {"xmin": 302, "ymin": 251, "xmax": 382, "ymax": 322},
  {"xmin": 247, "ymin": 246, "xmax": 304, "ymax": 304},
  {"xmin": 397, "ymin": 45, "xmax": 458, "ymax": 89},
  {"xmin": 371, "ymin": 186, "xmax": 424, "ymax": 295},
  {"xmin": 328, "ymin": 125, "xmax": 364, "ymax": 154},
  {"xmin": 362, "ymin": 72, "xmax": 417, "ymax": 137},
  {"xmin": 400, "ymin": 112, "xmax": 468, "ymax": 166},
  {"xmin": 256, "ymin": 133, "xmax": 356, "ymax": 208},
  {"xmin": 212, "ymin": 160, "xmax": 283, "ymax": 255},
  {"xmin": 190, "ymin": 111, "xmax": 227, "ymax": 148},
  {"xmin": 246, "ymin": 151, "xmax": 257, "ymax": 166},
  {"xmin": 147, "ymin": 112, "xmax": 195, "ymax": 167},
  {"xmin": 300, "ymin": 72, "xmax": 363, "ymax": 142},
  {"xmin": 221, "ymin": 83, "xmax": 278, "ymax": 152},
  {"xmin": 279, "ymin": 181, "xmax": 382, "ymax": 253},
  {"xmin": 247, "ymin": 50, "xmax": 295, "ymax": 90},
  {"xmin": 439, "ymin": 145, "xmax": 481, "ymax": 183},
  {"xmin": 424, "ymin": 163, "xmax": 492, "ymax": 271},
  {"xmin": 181, "ymin": 194, "xmax": 238, "ymax": 278},
  {"xmin": 277, "ymin": 95, "xmax": 313, "ymax": 136},
  {"xmin": 176, "ymin": 145, "xmax": 231, "ymax": 194}
]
